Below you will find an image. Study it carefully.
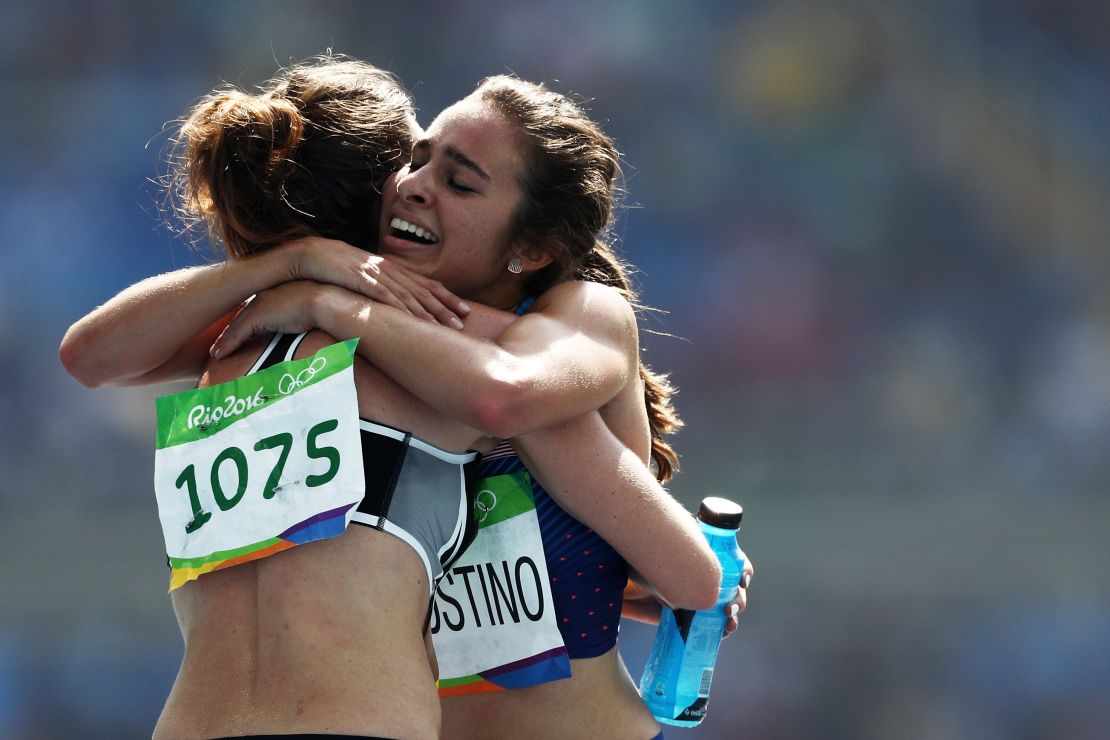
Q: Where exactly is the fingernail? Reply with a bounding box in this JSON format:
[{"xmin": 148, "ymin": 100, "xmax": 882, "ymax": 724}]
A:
[
  {"xmin": 728, "ymin": 604, "xmax": 740, "ymax": 619},
  {"xmin": 741, "ymin": 574, "xmax": 751, "ymax": 589},
  {"xmin": 210, "ymin": 344, "xmax": 221, "ymax": 358},
  {"xmin": 457, "ymin": 301, "xmax": 471, "ymax": 314},
  {"xmin": 450, "ymin": 317, "xmax": 464, "ymax": 330}
]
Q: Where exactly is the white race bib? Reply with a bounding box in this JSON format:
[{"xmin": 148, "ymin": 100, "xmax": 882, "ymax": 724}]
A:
[
  {"xmin": 153, "ymin": 339, "xmax": 363, "ymax": 590},
  {"xmin": 432, "ymin": 470, "xmax": 570, "ymax": 695}
]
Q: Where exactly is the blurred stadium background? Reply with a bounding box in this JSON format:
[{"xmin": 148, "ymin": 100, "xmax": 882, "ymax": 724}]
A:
[{"xmin": 2, "ymin": 1, "xmax": 1109, "ymax": 737}]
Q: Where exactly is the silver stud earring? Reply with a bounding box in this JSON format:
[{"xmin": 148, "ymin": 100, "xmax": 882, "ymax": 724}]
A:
[{"xmin": 507, "ymin": 257, "xmax": 523, "ymax": 274}]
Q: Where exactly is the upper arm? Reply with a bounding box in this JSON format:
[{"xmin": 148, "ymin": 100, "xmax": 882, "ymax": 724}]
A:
[
  {"xmin": 513, "ymin": 413, "xmax": 720, "ymax": 610},
  {"xmin": 481, "ymin": 282, "xmax": 639, "ymax": 435}
]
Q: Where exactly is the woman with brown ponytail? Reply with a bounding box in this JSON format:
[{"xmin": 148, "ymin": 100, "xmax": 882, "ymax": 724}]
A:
[{"xmin": 61, "ymin": 58, "xmax": 752, "ymax": 740}]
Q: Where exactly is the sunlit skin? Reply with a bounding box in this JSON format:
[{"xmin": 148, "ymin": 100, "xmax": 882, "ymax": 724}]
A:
[
  {"xmin": 376, "ymin": 98, "xmax": 543, "ymax": 311},
  {"xmin": 151, "ymin": 98, "xmax": 554, "ymax": 740},
  {"xmin": 60, "ymin": 86, "xmax": 754, "ymax": 740},
  {"xmin": 202, "ymin": 96, "xmax": 755, "ymax": 739}
]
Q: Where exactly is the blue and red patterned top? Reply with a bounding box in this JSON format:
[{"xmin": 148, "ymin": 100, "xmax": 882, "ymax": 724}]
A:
[{"xmin": 477, "ymin": 441, "xmax": 629, "ymax": 658}]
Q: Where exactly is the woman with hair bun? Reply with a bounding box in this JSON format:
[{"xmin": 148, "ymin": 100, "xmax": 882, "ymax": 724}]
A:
[
  {"xmin": 108, "ymin": 55, "xmax": 492, "ymax": 740},
  {"xmin": 61, "ymin": 59, "xmax": 751, "ymax": 740},
  {"xmin": 62, "ymin": 55, "xmax": 472, "ymax": 390}
]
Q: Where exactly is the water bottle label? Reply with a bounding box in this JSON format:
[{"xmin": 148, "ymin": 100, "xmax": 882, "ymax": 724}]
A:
[
  {"xmin": 676, "ymin": 696, "xmax": 709, "ymax": 722},
  {"xmin": 698, "ymin": 667, "xmax": 714, "ymax": 697}
]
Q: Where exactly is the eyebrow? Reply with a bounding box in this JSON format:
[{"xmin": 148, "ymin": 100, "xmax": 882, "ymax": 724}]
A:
[{"xmin": 413, "ymin": 139, "xmax": 491, "ymax": 182}]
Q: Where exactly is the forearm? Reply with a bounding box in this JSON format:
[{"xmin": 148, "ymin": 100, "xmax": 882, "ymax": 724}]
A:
[
  {"xmin": 310, "ymin": 288, "xmax": 627, "ymax": 437},
  {"xmin": 60, "ymin": 247, "xmax": 295, "ymax": 387},
  {"xmin": 308, "ymin": 289, "xmax": 524, "ymax": 433},
  {"xmin": 513, "ymin": 415, "xmax": 721, "ymax": 611}
]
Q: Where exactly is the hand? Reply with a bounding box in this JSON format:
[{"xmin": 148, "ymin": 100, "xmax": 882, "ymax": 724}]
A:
[
  {"xmin": 723, "ymin": 549, "xmax": 754, "ymax": 639},
  {"xmin": 285, "ymin": 237, "xmax": 469, "ymax": 328},
  {"xmin": 621, "ymin": 551, "xmax": 753, "ymax": 636},
  {"xmin": 210, "ymin": 280, "xmax": 330, "ymax": 358},
  {"xmin": 621, "ymin": 579, "xmax": 665, "ymax": 623}
]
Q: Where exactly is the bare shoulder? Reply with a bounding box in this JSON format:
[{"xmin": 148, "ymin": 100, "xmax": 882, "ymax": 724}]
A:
[
  {"xmin": 289, "ymin": 329, "xmax": 344, "ymax": 359},
  {"xmin": 292, "ymin": 330, "xmax": 380, "ymax": 389},
  {"xmin": 197, "ymin": 331, "xmax": 344, "ymax": 389},
  {"xmin": 533, "ymin": 280, "xmax": 636, "ymax": 329}
]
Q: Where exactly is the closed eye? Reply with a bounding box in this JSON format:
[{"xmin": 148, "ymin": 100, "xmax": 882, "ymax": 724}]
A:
[{"xmin": 448, "ymin": 177, "xmax": 475, "ymax": 193}]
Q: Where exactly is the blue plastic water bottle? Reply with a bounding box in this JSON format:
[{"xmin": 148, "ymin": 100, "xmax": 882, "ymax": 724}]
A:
[{"xmin": 639, "ymin": 497, "xmax": 744, "ymax": 727}]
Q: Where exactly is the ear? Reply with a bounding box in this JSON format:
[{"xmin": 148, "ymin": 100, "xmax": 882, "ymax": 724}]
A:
[{"xmin": 511, "ymin": 241, "xmax": 557, "ymax": 274}]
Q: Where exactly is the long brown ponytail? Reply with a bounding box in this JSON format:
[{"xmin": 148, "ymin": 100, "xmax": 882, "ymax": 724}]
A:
[
  {"xmin": 578, "ymin": 247, "xmax": 683, "ymax": 482},
  {"xmin": 474, "ymin": 76, "xmax": 683, "ymax": 481}
]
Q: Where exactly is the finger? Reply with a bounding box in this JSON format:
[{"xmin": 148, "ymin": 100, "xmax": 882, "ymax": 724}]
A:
[
  {"xmin": 722, "ymin": 603, "xmax": 740, "ymax": 638},
  {"xmin": 358, "ymin": 270, "xmax": 414, "ymax": 315},
  {"xmin": 739, "ymin": 549, "xmax": 754, "ymax": 588},
  {"xmin": 725, "ymin": 589, "xmax": 748, "ymax": 615},
  {"xmin": 723, "ymin": 571, "xmax": 749, "ymax": 618},
  {"xmin": 363, "ymin": 268, "xmax": 444, "ymax": 323},
  {"xmin": 209, "ymin": 327, "xmax": 228, "ymax": 358},
  {"xmin": 395, "ymin": 281, "xmax": 447, "ymax": 325},
  {"xmin": 415, "ymin": 285, "xmax": 464, "ymax": 329},
  {"xmin": 419, "ymin": 276, "xmax": 470, "ymax": 318},
  {"xmin": 377, "ymin": 256, "xmax": 467, "ymax": 327},
  {"xmin": 211, "ymin": 311, "xmax": 259, "ymax": 358},
  {"xmin": 392, "ymin": 272, "xmax": 464, "ymax": 329},
  {"xmin": 295, "ymin": 239, "xmax": 382, "ymax": 295},
  {"xmin": 210, "ymin": 300, "xmax": 252, "ymax": 358}
]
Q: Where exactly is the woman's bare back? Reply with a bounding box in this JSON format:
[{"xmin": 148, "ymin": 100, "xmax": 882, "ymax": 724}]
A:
[{"xmin": 156, "ymin": 330, "xmax": 495, "ymax": 739}]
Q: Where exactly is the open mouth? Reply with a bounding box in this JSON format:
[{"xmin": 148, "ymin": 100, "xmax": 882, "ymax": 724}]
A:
[{"xmin": 390, "ymin": 217, "xmax": 439, "ymax": 245}]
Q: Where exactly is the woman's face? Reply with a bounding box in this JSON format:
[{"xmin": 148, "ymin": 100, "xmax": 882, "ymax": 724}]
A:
[{"xmin": 377, "ymin": 97, "xmax": 528, "ymax": 307}]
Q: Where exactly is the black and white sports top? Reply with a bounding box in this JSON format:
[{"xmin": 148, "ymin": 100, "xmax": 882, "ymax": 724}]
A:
[{"xmin": 250, "ymin": 333, "xmax": 481, "ymax": 595}]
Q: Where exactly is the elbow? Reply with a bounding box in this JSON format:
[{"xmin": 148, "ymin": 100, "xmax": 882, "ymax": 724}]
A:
[
  {"xmin": 693, "ymin": 560, "xmax": 724, "ymax": 611},
  {"xmin": 662, "ymin": 559, "xmax": 722, "ymax": 612},
  {"xmin": 465, "ymin": 356, "xmax": 563, "ymax": 439},
  {"xmin": 58, "ymin": 330, "xmax": 104, "ymax": 388},
  {"xmin": 466, "ymin": 378, "xmax": 535, "ymax": 439},
  {"xmin": 468, "ymin": 395, "xmax": 517, "ymax": 440}
]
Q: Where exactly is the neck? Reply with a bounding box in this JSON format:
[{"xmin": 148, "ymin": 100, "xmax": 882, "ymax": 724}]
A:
[{"xmin": 465, "ymin": 282, "xmax": 528, "ymax": 313}]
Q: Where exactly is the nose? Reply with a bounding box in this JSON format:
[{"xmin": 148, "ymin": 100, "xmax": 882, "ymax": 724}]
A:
[{"xmin": 396, "ymin": 164, "xmax": 432, "ymax": 206}]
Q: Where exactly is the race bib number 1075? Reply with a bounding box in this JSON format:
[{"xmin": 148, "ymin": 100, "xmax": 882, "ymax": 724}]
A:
[{"xmin": 153, "ymin": 339, "xmax": 364, "ymax": 590}]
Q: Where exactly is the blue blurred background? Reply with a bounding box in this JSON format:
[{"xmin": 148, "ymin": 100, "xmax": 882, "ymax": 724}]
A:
[{"xmin": 3, "ymin": 1, "xmax": 1109, "ymax": 738}]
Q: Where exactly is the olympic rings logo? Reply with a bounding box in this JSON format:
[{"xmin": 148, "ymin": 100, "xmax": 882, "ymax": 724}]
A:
[
  {"xmin": 277, "ymin": 357, "xmax": 327, "ymax": 396},
  {"xmin": 475, "ymin": 488, "xmax": 498, "ymax": 522}
]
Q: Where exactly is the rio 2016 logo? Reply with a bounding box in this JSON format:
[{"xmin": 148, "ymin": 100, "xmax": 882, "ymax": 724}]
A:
[
  {"xmin": 277, "ymin": 356, "xmax": 327, "ymax": 395},
  {"xmin": 186, "ymin": 357, "xmax": 328, "ymax": 431},
  {"xmin": 475, "ymin": 488, "xmax": 497, "ymax": 523}
]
